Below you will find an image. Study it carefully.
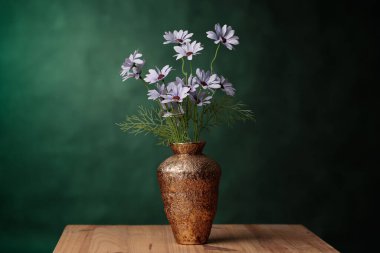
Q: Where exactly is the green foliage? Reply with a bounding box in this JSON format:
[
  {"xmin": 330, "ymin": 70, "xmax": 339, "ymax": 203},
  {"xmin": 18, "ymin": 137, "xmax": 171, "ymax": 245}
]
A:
[
  {"xmin": 203, "ymin": 96, "xmax": 255, "ymax": 130},
  {"xmin": 117, "ymin": 97, "xmax": 254, "ymax": 145},
  {"xmin": 117, "ymin": 106, "xmax": 190, "ymax": 145}
]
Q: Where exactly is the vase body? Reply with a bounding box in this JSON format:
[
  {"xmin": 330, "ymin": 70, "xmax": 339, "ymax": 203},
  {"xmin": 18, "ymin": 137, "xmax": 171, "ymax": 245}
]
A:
[{"xmin": 157, "ymin": 142, "xmax": 221, "ymax": 245}]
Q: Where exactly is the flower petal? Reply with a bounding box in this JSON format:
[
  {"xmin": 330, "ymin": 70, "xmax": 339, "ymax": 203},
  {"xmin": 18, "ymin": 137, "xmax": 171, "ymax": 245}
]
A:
[
  {"xmin": 215, "ymin": 23, "xmax": 222, "ymax": 35},
  {"xmin": 225, "ymin": 28, "xmax": 235, "ymax": 39},
  {"xmin": 134, "ymin": 59, "xmax": 144, "ymax": 65},
  {"xmin": 206, "ymin": 31, "xmax": 218, "ymax": 40},
  {"xmin": 175, "ymin": 54, "xmax": 183, "ymax": 60},
  {"xmin": 222, "ymin": 24, "xmax": 227, "ymax": 36},
  {"xmin": 174, "ymin": 46, "xmax": 185, "ymax": 54}
]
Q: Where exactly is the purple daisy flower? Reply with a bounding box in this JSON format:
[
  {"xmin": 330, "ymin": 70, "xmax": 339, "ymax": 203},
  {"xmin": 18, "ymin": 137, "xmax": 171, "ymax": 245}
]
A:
[
  {"xmin": 218, "ymin": 76, "xmax": 236, "ymax": 96},
  {"xmin": 187, "ymin": 75, "xmax": 199, "ymax": 92},
  {"xmin": 166, "ymin": 77, "xmax": 184, "ymax": 92},
  {"xmin": 174, "ymin": 41, "xmax": 203, "ymax": 60},
  {"xmin": 206, "ymin": 24, "xmax": 239, "ymax": 50},
  {"xmin": 190, "ymin": 92, "xmax": 213, "ymax": 107},
  {"xmin": 161, "ymin": 79, "xmax": 190, "ymax": 103},
  {"xmin": 144, "ymin": 65, "xmax": 172, "ymax": 84},
  {"xmin": 147, "ymin": 84, "xmax": 166, "ymax": 101},
  {"xmin": 162, "ymin": 111, "xmax": 174, "ymax": 118},
  {"xmin": 163, "ymin": 30, "xmax": 193, "ymax": 45},
  {"xmin": 121, "ymin": 64, "xmax": 144, "ymax": 81},
  {"xmin": 195, "ymin": 68, "xmax": 221, "ymax": 90},
  {"xmin": 120, "ymin": 50, "xmax": 145, "ymax": 81},
  {"xmin": 162, "ymin": 103, "xmax": 185, "ymax": 118}
]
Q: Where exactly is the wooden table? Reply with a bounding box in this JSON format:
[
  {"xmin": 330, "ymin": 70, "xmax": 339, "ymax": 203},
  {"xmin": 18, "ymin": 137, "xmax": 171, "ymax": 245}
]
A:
[{"xmin": 54, "ymin": 224, "xmax": 339, "ymax": 253}]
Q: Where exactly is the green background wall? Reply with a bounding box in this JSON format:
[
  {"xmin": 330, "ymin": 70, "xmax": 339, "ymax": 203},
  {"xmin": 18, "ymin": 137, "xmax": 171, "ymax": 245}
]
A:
[{"xmin": 0, "ymin": 0, "xmax": 377, "ymax": 252}]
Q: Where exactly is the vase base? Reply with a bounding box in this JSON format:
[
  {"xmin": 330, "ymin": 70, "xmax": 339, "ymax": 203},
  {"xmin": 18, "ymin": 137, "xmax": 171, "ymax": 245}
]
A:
[{"xmin": 175, "ymin": 241, "xmax": 208, "ymax": 245}]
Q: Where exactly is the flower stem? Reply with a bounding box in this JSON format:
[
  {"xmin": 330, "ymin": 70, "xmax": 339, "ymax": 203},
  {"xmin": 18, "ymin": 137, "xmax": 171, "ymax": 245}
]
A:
[
  {"xmin": 194, "ymin": 105, "xmax": 198, "ymax": 141},
  {"xmin": 181, "ymin": 58, "xmax": 188, "ymax": 82},
  {"xmin": 186, "ymin": 97, "xmax": 190, "ymax": 129},
  {"xmin": 190, "ymin": 61, "xmax": 193, "ymax": 76},
  {"xmin": 210, "ymin": 44, "xmax": 220, "ymax": 74},
  {"xmin": 199, "ymin": 107, "xmax": 204, "ymax": 133},
  {"xmin": 169, "ymin": 104, "xmax": 181, "ymax": 141},
  {"xmin": 170, "ymin": 117, "xmax": 180, "ymax": 141}
]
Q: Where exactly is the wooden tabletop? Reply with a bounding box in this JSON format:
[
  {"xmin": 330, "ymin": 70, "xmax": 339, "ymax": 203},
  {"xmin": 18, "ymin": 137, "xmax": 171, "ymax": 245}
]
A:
[{"xmin": 53, "ymin": 224, "xmax": 339, "ymax": 253}]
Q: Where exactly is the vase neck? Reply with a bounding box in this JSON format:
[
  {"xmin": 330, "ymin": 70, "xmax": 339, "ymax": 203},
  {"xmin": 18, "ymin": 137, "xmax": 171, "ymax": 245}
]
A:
[{"xmin": 170, "ymin": 142, "xmax": 206, "ymax": 155}]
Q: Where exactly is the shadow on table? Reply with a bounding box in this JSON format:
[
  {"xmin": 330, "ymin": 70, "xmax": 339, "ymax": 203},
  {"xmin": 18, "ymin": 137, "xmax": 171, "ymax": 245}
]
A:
[{"xmin": 208, "ymin": 234, "xmax": 258, "ymax": 244}]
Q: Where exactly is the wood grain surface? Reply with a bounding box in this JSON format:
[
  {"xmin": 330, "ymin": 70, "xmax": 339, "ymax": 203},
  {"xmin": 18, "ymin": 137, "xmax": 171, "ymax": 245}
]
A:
[{"xmin": 53, "ymin": 224, "xmax": 339, "ymax": 253}]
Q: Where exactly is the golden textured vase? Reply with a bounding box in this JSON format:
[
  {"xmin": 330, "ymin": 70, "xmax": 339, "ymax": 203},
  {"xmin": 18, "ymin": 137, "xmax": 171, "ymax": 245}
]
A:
[{"xmin": 157, "ymin": 142, "xmax": 221, "ymax": 245}]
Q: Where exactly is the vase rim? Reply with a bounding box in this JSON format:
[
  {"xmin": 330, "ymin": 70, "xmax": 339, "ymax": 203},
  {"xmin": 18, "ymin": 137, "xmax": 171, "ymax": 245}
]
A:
[
  {"xmin": 170, "ymin": 141, "xmax": 206, "ymax": 145},
  {"xmin": 170, "ymin": 141, "xmax": 206, "ymax": 154}
]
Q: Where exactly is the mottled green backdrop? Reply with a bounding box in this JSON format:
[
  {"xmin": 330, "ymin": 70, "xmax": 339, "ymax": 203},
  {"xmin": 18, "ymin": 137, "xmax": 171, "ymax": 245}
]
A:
[{"xmin": 0, "ymin": 0, "xmax": 377, "ymax": 252}]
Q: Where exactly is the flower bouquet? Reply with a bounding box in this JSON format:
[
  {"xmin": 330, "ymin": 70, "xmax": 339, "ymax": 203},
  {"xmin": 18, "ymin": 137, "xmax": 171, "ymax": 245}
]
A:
[
  {"xmin": 118, "ymin": 24, "xmax": 253, "ymax": 144},
  {"xmin": 118, "ymin": 24, "xmax": 253, "ymax": 245}
]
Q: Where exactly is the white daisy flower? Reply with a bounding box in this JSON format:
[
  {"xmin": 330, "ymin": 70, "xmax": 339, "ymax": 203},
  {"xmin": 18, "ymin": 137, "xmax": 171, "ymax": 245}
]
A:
[
  {"xmin": 218, "ymin": 76, "xmax": 235, "ymax": 96},
  {"xmin": 166, "ymin": 77, "xmax": 183, "ymax": 92},
  {"xmin": 120, "ymin": 50, "xmax": 145, "ymax": 81},
  {"xmin": 168, "ymin": 76, "xmax": 198, "ymax": 93},
  {"xmin": 195, "ymin": 68, "xmax": 221, "ymax": 90},
  {"xmin": 161, "ymin": 79, "xmax": 190, "ymax": 103},
  {"xmin": 190, "ymin": 92, "xmax": 213, "ymax": 107},
  {"xmin": 147, "ymin": 84, "xmax": 166, "ymax": 101},
  {"xmin": 144, "ymin": 65, "xmax": 172, "ymax": 84},
  {"xmin": 174, "ymin": 41, "xmax": 204, "ymax": 60},
  {"xmin": 162, "ymin": 103, "xmax": 184, "ymax": 117},
  {"xmin": 187, "ymin": 75, "xmax": 199, "ymax": 92},
  {"xmin": 121, "ymin": 64, "xmax": 144, "ymax": 81},
  {"xmin": 162, "ymin": 111, "xmax": 174, "ymax": 118},
  {"xmin": 206, "ymin": 24, "xmax": 239, "ymax": 50},
  {"xmin": 163, "ymin": 30, "xmax": 193, "ymax": 45}
]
